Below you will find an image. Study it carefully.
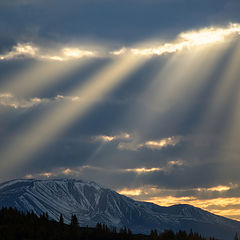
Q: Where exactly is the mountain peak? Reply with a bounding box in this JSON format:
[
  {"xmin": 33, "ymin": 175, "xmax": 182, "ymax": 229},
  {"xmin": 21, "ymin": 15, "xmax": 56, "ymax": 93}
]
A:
[{"xmin": 0, "ymin": 178, "xmax": 239, "ymax": 240}]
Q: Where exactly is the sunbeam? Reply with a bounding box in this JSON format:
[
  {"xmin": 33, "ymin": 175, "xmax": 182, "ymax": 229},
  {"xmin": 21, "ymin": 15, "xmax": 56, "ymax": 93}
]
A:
[
  {"xmin": 0, "ymin": 60, "xmax": 87, "ymax": 98},
  {"xmin": 124, "ymin": 39, "xmax": 233, "ymax": 142},
  {"xmin": 217, "ymin": 40, "xmax": 240, "ymax": 161},
  {"xmin": 190, "ymin": 39, "xmax": 240, "ymax": 160},
  {"xmin": 0, "ymin": 54, "xmax": 146, "ymax": 177},
  {"xmin": 198, "ymin": 39, "xmax": 240, "ymax": 130}
]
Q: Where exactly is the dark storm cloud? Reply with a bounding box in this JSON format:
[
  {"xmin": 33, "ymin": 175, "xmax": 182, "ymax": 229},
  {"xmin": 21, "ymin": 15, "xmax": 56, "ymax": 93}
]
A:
[
  {"xmin": 1, "ymin": 0, "xmax": 240, "ymax": 220},
  {"xmin": 1, "ymin": 0, "xmax": 240, "ymax": 49},
  {"xmin": 1, "ymin": 57, "xmax": 238, "ymax": 188}
]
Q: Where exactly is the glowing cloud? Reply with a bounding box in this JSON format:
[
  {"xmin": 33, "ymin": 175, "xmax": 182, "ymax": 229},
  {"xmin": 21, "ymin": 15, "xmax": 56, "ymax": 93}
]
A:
[
  {"xmin": 141, "ymin": 136, "xmax": 181, "ymax": 150},
  {"xmin": 2, "ymin": 23, "xmax": 239, "ymax": 62},
  {"xmin": 197, "ymin": 185, "xmax": 231, "ymax": 192},
  {"xmin": 92, "ymin": 133, "xmax": 130, "ymax": 143},
  {"xmin": 125, "ymin": 167, "xmax": 163, "ymax": 174},
  {"xmin": 94, "ymin": 135, "xmax": 116, "ymax": 142},
  {"xmin": 168, "ymin": 160, "xmax": 184, "ymax": 166},
  {"xmin": 110, "ymin": 47, "xmax": 127, "ymax": 56},
  {"xmin": 117, "ymin": 188, "xmax": 142, "ymax": 196},
  {"xmin": 125, "ymin": 34, "xmax": 232, "ymax": 148},
  {"xmin": 0, "ymin": 43, "xmax": 38, "ymax": 60},
  {"xmin": 0, "ymin": 43, "xmax": 98, "ymax": 62},
  {"xmin": 145, "ymin": 196, "xmax": 240, "ymax": 221},
  {"xmin": 119, "ymin": 184, "xmax": 240, "ymax": 220},
  {"xmin": 123, "ymin": 161, "xmax": 184, "ymax": 175},
  {"xmin": 62, "ymin": 48, "xmax": 96, "ymax": 59},
  {"xmin": 39, "ymin": 172, "xmax": 52, "ymax": 178},
  {"xmin": 62, "ymin": 168, "xmax": 72, "ymax": 175},
  {"xmin": 130, "ymin": 23, "xmax": 240, "ymax": 56},
  {"xmin": 118, "ymin": 136, "xmax": 182, "ymax": 151}
]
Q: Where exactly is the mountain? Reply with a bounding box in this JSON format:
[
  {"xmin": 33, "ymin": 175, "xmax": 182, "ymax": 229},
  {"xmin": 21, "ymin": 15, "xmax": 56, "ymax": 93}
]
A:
[{"xmin": 0, "ymin": 178, "xmax": 239, "ymax": 240}]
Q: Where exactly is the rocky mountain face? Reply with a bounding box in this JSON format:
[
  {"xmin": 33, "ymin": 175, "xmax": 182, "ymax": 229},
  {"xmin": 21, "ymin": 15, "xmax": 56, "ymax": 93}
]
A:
[{"xmin": 0, "ymin": 178, "xmax": 239, "ymax": 240}]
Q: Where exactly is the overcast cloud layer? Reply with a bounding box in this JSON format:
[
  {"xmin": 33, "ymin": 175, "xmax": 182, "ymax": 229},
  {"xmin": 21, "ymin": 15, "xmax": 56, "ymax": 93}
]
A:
[{"xmin": 1, "ymin": 0, "xmax": 240, "ymax": 221}]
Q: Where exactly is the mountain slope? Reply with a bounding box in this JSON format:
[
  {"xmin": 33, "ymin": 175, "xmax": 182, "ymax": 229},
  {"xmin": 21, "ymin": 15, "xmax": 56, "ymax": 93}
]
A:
[{"xmin": 0, "ymin": 178, "xmax": 239, "ymax": 240}]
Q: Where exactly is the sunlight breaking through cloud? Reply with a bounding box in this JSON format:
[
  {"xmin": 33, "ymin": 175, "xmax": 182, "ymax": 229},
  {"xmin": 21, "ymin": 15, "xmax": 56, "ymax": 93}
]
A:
[
  {"xmin": 116, "ymin": 184, "xmax": 240, "ymax": 221},
  {"xmin": 117, "ymin": 136, "xmax": 183, "ymax": 151},
  {"xmin": 123, "ymin": 161, "xmax": 184, "ymax": 175},
  {"xmin": 197, "ymin": 185, "xmax": 234, "ymax": 192},
  {"xmin": 62, "ymin": 48, "xmax": 96, "ymax": 59},
  {"xmin": 0, "ymin": 43, "xmax": 98, "ymax": 62},
  {"xmin": 0, "ymin": 54, "xmax": 146, "ymax": 176},
  {"xmin": 125, "ymin": 167, "xmax": 163, "ymax": 174},
  {"xmin": 130, "ymin": 23, "xmax": 240, "ymax": 56},
  {"xmin": 0, "ymin": 43, "xmax": 38, "ymax": 60},
  {"xmin": 141, "ymin": 137, "xmax": 181, "ymax": 150},
  {"xmin": 147, "ymin": 196, "xmax": 240, "ymax": 221},
  {"xmin": 1, "ymin": 23, "xmax": 239, "ymax": 63},
  {"xmin": 92, "ymin": 133, "xmax": 130, "ymax": 143},
  {"xmin": 117, "ymin": 188, "xmax": 143, "ymax": 196},
  {"xmin": 1, "ymin": 23, "xmax": 240, "ymax": 223}
]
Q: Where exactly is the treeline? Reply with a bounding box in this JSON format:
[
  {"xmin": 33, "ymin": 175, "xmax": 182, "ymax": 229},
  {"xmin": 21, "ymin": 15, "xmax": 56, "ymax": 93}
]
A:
[{"xmin": 0, "ymin": 207, "xmax": 237, "ymax": 240}]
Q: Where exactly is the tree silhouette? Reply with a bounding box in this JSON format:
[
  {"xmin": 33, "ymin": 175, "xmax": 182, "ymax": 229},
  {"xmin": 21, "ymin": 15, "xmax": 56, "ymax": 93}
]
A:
[
  {"xmin": 234, "ymin": 233, "xmax": 239, "ymax": 240},
  {"xmin": 0, "ymin": 207, "xmax": 228, "ymax": 240},
  {"xmin": 70, "ymin": 214, "xmax": 79, "ymax": 227},
  {"xmin": 59, "ymin": 213, "xmax": 64, "ymax": 225}
]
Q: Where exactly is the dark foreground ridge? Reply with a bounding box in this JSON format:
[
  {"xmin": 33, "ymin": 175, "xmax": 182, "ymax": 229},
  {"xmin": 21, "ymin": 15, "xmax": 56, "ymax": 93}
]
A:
[
  {"xmin": 0, "ymin": 207, "xmax": 232, "ymax": 240},
  {"xmin": 0, "ymin": 178, "xmax": 240, "ymax": 240}
]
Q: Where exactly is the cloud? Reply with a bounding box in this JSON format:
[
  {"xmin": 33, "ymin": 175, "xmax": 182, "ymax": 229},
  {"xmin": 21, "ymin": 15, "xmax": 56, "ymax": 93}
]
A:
[
  {"xmin": 110, "ymin": 47, "xmax": 127, "ymax": 56},
  {"xmin": 0, "ymin": 53, "xmax": 146, "ymax": 180},
  {"xmin": 22, "ymin": 162, "xmax": 240, "ymax": 221},
  {"xmin": 123, "ymin": 160, "xmax": 184, "ymax": 175},
  {"xmin": 118, "ymin": 136, "xmax": 182, "ymax": 151},
  {"xmin": 129, "ymin": 23, "xmax": 240, "ymax": 56},
  {"xmin": 0, "ymin": 43, "xmax": 38, "ymax": 60},
  {"xmin": 125, "ymin": 167, "xmax": 164, "ymax": 174},
  {"xmin": 0, "ymin": 93, "xmax": 101, "ymax": 109},
  {"xmin": 140, "ymin": 137, "xmax": 181, "ymax": 150},
  {"xmin": 0, "ymin": 43, "xmax": 98, "ymax": 62},
  {"xmin": 92, "ymin": 133, "xmax": 130, "ymax": 143},
  {"xmin": 0, "ymin": 93, "xmax": 49, "ymax": 109},
  {"xmin": 117, "ymin": 188, "xmax": 142, "ymax": 196},
  {"xmin": 23, "ymin": 161, "xmax": 182, "ymax": 182},
  {"xmin": 1, "ymin": 23, "xmax": 239, "ymax": 62},
  {"xmin": 24, "ymin": 165, "xmax": 103, "ymax": 180},
  {"xmin": 197, "ymin": 185, "xmax": 235, "ymax": 192},
  {"xmin": 115, "ymin": 184, "xmax": 239, "ymax": 200},
  {"xmin": 62, "ymin": 48, "xmax": 96, "ymax": 59},
  {"xmin": 115, "ymin": 184, "xmax": 240, "ymax": 221}
]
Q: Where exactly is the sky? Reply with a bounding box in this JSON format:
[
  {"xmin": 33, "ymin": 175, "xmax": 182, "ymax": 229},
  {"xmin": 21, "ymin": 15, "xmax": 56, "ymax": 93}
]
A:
[{"xmin": 0, "ymin": 0, "xmax": 240, "ymax": 221}]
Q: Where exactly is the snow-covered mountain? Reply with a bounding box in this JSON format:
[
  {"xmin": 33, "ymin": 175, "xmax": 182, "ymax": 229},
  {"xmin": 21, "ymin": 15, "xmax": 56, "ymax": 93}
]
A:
[{"xmin": 0, "ymin": 178, "xmax": 239, "ymax": 239}]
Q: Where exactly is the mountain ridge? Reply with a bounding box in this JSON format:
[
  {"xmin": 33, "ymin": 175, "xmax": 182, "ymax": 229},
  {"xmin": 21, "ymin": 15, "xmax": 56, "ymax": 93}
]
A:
[{"xmin": 0, "ymin": 178, "xmax": 239, "ymax": 240}]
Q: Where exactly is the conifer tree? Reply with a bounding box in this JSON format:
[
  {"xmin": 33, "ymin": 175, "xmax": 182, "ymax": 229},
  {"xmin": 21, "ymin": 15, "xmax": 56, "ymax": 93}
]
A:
[
  {"xmin": 59, "ymin": 213, "xmax": 64, "ymax": 225},
  {"xmin": 70, "ymin": 214, "xmax": 79, "ymax": 227},
  {"xmin": 234, "ymin": 233, "xmax": 239, "ymax": 240}
]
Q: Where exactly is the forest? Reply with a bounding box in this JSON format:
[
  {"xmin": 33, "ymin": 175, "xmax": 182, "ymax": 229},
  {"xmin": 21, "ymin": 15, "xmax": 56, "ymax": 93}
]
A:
[{"xmin": 0, "ymin": 207, "xmax": 238, "ymax": 240}]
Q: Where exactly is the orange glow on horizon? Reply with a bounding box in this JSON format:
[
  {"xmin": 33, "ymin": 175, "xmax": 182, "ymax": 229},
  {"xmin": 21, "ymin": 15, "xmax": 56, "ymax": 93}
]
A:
[
  {"xmin": 144, "ymin": 196, "xmax": 240, "ymax": 221},
  {"xmin": 116, "ymin": 185, "xmax": 240, "ymax": 221},
  {"xmin": 117, "ymin": 188, "xmax": 142, "ymax": 196}
]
